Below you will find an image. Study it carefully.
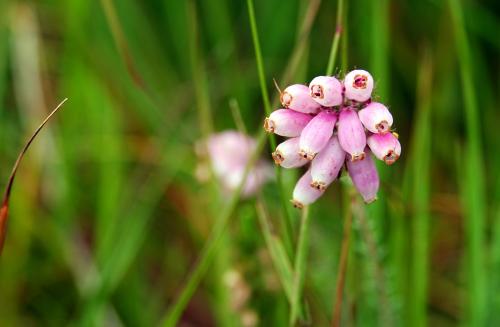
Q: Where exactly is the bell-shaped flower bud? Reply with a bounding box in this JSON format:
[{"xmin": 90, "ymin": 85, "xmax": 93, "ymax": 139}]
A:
[
  {"xmin": 367, "ymin": 132, "xmax": 401, "ymax": 165},
  {"xmin": 299, "ymin": 110, "xmax": 338, "ymax": 160},
  {"xmin": 346, "ymin": 150, "xmax": 379, "ymax": 203},
  {"xmin": 344, "ymin": 69, "xmax": 374, "ymax": 102},
  {"xmin": 358, "ymin": 102, "xmax": 393, "ymax": 134},
  {"xmin": 291, "ymin": 170, "xmax": 324, "ymax": 208},
  {"xmin": 264, "ymin": 109, "xmax": 312, "ymax": 137},
  {"xmin": 338, "ymin": 107, "xmax": 367, "ymax": 161},
  {"xmin": 272, "ymin": 137, "xmax": 308, "ymax": 168},
  {"xmin": 281, "ymin": 84, "xmax": 321, "ymax": 114},
  {"xmin": 310, "ymin": 136, "xmax": 345, "ymax": 190},
  {"xmin": 309, "ymin": 76, "xmax": 343, "ymax": 107}
]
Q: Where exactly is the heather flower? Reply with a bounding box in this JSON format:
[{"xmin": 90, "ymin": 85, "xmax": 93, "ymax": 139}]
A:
[
  {"xmin": 337, "ymin": 107, "xmax": 367, "ymax": 161},
  {"xmin": 346, "ymin": 149, "xmax": 379, "ymax": 203},
  {"xmin": 358, "ymin": 102, "xmax": 393, "ymax": 134},
  {"xmin": 309, "ymin": 76, "xmax": 343, "ymax": 107},
  {"xmin": 291, "ymin": 170, "xmax": 324, "ymax": 208},
  {"xmin": 198, "ymin": 131, "xmax": 272, "ymax": 197},
  {"xmin": 310, "ymin": 136, "xmax": 345, "ymax": 190},
  {"xmin": 344, "ymin": 69, "xmax": 374, "ymax": 103},
  {"xmin": 265, "ymin": 69, "xmax": 401, "ymax": 206},
  {"xmin": 272, "ymin": 137, "xmax": 308, "ymax": 168},
  {"xmin": 280, "ymin": 84, "xmax": 321, "ymax": 114},
  {"xmin": 264, "ymin": 109, "xmax": 312, "ymax": 137},
  {"xmin": 367, "ymin": 132, "xmax": 401, "ymax": 165},
  {"xmin": 299, "ymin": 110, "xmax": 337, "ymax": 160}
]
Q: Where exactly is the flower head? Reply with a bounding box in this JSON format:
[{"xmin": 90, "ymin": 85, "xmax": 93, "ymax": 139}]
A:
[{"xmin": 265, "ymin": 69, "xmax": 401, "ymax": 206}]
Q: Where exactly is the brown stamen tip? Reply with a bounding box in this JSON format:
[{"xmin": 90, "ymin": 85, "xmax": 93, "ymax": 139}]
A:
[
  {"xmin": 298, "ymin": 149, "xmax": 316, "ymax": 161},
  {"xmin": 280, "ymin": 92, "xmax": 292, "ymax": 108},
  {"xmin": 384, "ymin": 150, "xmax": 399, "ymax": 165},
  {"xmin": 263, "ymin": 118, "xmax": 275, "ymax": 133},
  {"xmin": 351, "ymin": 152, "xmax": 366, "ymax": 162},
  {"xmin": 392, "ymin": 132, "xmax": 399, "ymax": 139},
  {"xmin": 310, "ymin": 181, "xmax": 326, "ymax": 191},
  {"xmin": 290, "ymin": 199, "xmax": 304, "ymax": 209},
  {"xmin": 376, "ymin": 120, "xmax": 390, "ymax": 134},
  {"xmin": 364, "ymin": 196, "xmax": 378, "ymax": 204},
  {"xmin": 310, "ymin": 84, "xmax": 324, "ymax": 99},
  {"xmin": 353, "ymin": 74, "xmax": 368, "ymax": 89},
  {"xmin": 271, "ymin": 151, "xmax": 284, "ymax": 165}
]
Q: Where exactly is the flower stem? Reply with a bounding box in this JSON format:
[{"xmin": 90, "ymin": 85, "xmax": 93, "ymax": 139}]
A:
[
  {"xmin": 331, "ymin": 192, "xmax": 353, "ymax": 327},
  {"xmin": 289, "ymin": 206, "xmax": 311, "ymax": 326},
  {"xmin": 326, "ymin": 0, "xmax": 344, "ymax": 76},
  {"xmin": 247, "ymin": 0, "xmax": 295, "ymax": 257}
]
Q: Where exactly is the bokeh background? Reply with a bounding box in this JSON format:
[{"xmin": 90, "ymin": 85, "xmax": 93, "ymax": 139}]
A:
[{"xmin": 0, "ymin": 0, "xmax": 499, "ymax": 326}]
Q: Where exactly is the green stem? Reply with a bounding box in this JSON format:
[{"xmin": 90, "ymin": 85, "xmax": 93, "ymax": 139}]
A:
[
  {"xmin": 332, "ymin": 193, "xmax": 353, "ymax": 327},
  {"xmin": 187, "ymin": 0, "xmax": 213, "ymax": 137},
  {"xmin": 410, "ymin": 48, "xmax": 432, "ymax": 327},
  {"xmin": 326, "ymin": 0, "xmax": 344, "ymax": 76},
  {"xmin": 247, "ymin": 0, "xmax": 295, "ymax": 257},
  {"xmin": 289, "ymin": 206, "xmax": 311, "ymax": 326},
  {"xmin": 448, "ymin": 0, "xmax": 487, "ymax": 325},
  {"xmin": 161, "ymin": 131, "xmax": 268, "ymax": 327}
]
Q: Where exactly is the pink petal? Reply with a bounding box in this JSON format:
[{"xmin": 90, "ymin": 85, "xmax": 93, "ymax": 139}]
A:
[
  {"xmin": 310, "ymin": 136, "xmax": 345, "ymax": 190},
  {"xmin": 264, "ymin": 109, "xmax": 312, "ymax": 137},
  {"xmin": 358, "ymin": 102, "xmax": 393, "ymax": 134},
  {"xmin": 346, "ymin": 151, "xmax": 379, "ymax": 203},
  {"xmin": 291, "ymin": 170, "xmax": 324, "ymax": 208},
  {"xmin": 299, "ymin": 110, "xmax": 337, "ymax": 160},
  {"xmin": 338, "ymin": 108, "xmax": 367, "ymax": 161},
  {"xmin": 281, "ymin": 84, "xmax": 321, "ymax": 114},
  {"xmin": 367, "ymin": 132, "xmax": 401, "ymax": 165},
  {"xmin": 272, "ymin": 137, "xmax": 309, "ymax": 168}
]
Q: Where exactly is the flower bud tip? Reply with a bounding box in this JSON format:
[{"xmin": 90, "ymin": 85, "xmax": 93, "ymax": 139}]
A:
[
  {"xmin": 298, "ymin": 149, "xmax": 316, "ymax": 161},
  {"xmin": 290, "ymin": 199, "xmax": 304, "ymax": 209},
  {"xmin": 263, "ymin": 118, "xmax": 274, "ymax": 133},
  {"xmin": 351, "ymin": 152, "xmax": 366, "ymax": 162},
  {"xmin": 310, "ymin": 181, "xmax": 327, "ymax": 191}
]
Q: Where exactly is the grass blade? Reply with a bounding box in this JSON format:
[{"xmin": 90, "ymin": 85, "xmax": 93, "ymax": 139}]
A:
[
  {"xmin": 409, "ymin": 48, "xmax": 433, "ymax": 327},
  {"xmin": 448, "ymin": 0, "xmax": 487, "ymax": 325}
]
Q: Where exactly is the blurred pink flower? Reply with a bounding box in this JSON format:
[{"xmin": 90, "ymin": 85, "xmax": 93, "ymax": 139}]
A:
[{"xmin": 198, "ymin": 131, "xmax": 272, "ymax": 197}]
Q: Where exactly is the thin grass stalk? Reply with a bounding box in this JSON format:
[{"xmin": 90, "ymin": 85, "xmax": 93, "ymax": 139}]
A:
[
  {"xmin": 332, "ymin": 192, "xmax": 353, "ymax": 327},
  {"xmin": 448, "ymin": 0, "xmax": 487, "ymax": 325},
  {"xmin": 410, "ymin": 48, "xmax": 432, "ymax": 327},
  {"xmin": 186, "ymin": 0, "xmax": 213, "ymax": 137},
  {"xmin": 99, "ymin": 0, "xmax": 145, "ymax": 89},
  {"xmin": 326, "ymin": 0, "xmax": 344, "ymax": 76},
  {"xmin": 354, "ymin": 201, "xmax": 393, "ymax": 327},
  {"xmin": 161, "ymin": 130, "xmax": 267, "ymax": 327},
  {"xmin": 289, "ymin": 206, "xmax": 310, "ymax": 326},
  {"xmin": 247, "ymin": 0, "xmax": 295, "ymax": 256}
]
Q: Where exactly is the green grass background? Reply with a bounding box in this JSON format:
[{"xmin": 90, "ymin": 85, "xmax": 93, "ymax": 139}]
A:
[{"xmin": 0, "ymin": 0, "xmax": 499, "ymax": 326}]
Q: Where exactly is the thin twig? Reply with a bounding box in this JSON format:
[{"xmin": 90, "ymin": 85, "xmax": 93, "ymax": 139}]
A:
[{"xmin": 0, "ymin": 98, "xmax": 68, "ymax": 254}]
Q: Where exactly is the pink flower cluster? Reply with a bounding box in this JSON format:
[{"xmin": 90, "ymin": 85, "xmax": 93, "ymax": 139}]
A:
[{"xmin": 264, "ymin": 70, "xmax": 401, "ymax": 208}]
